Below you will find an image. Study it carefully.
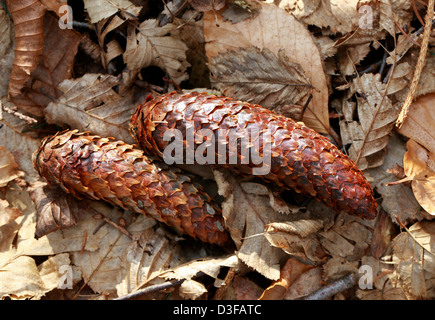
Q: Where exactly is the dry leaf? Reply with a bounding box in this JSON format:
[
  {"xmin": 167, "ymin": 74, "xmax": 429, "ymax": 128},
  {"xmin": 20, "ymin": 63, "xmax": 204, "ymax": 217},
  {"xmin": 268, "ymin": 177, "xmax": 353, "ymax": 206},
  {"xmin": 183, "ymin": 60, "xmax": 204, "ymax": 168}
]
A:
[
  {"xmin": 0, "ymin": 8, "xmax": 14, "ymax": 97},
  {"xmin": 398, "ymin": 93, "xmax": 435, "ymax": 154},
  {"xmin": 0, "ymin": 199, "xmax": 22, "ymax": 227},
  {"xmin": 83, "ymin": 0, "xmax": 141, "ymax": 23},
  {"xmin": 319, "ymin": 213, "xmax": 373, "ymax": 261},
  {"xmin": 9, "ymin": 13, "xmax": 82, "ymax": 117},
  {"xmin": 0, "ymin": 145, "xmax": 24, "ymax": 187},
  {"xmin": 123, "ymin": 19, "xmax": 190, "ymax": 85},
  {"xmin": 45, "ymin": 74, "xmax": 138, "ymax": 144},
  {"xmin": 209, "ymin": 47, "xmax": 312, "ymax": 121},
  {"xmin": 28, "ymin": 180, "xmax": 82, "ymax": 238},
  {"xmin": 213, "ymin": 169, "xmax": 286, "ymax": 280},
  {"xmin": 6, "ymin": 0, "xmax": 46, "ymax": 98},
  {"xmin": 189, "ymin": 0, "xmax": 226, "ymax": 12},
  {"xmin": 283, "ymin": 266, "xmax": 322, "ymax": 299},
  {"xmin": 259, "ymin": 257, "xmax": 314, "ymax": 300},
  {"xmin": 264, "ymin": 219, "xmax": 324, "ymax": 262},
  {"xmin": 340, "ymin": 73, "xmax": 401, "ymax": 170},
  {"xmin": 203, "ymin": 2, "xmax": 330, "ymax": 134},
  {"xmin": 390, "ymin": 221, "xmax": 435, "ymax": 299},
  {"xmin": 366, "ymin": 132, "xmax": 420, "ymax": 224},
  {"xmin": 402, "ymin": 140, "xmax": 435, "ymax": 215},
  {"xmin": 0, "ymin": 111, "xmax": 39, "ymax": 182}
]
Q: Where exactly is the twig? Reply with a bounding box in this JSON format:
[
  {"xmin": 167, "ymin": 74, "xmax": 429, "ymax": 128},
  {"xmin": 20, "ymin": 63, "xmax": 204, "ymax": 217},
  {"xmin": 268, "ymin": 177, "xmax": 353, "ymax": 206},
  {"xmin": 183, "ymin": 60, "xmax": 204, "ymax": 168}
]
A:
[
  {"xmin": 396, "ymin": 0, "xmax": 434, "ymax": 128},
  {"xmin": 92, "ymin": 210, "xmax": 133, "ymax": 239},
  {"xmin": 302, "ymin": 273, "xmax": 357, "ymax": 300},
  {"xmin": 113, "ymin": 279, "xmax": 185, "ymax": 300},
  {"xmin": 1, "ymin": 101, "xmax": 38, "ymax": 124}
]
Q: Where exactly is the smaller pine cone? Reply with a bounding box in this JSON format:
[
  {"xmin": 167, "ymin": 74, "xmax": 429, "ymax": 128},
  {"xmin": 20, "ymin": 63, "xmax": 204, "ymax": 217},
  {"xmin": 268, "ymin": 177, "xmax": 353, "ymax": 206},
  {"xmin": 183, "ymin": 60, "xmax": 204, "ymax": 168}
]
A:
[{"xmin": 32, "ymin": 130, "xmax": 231, "ymax": 247}]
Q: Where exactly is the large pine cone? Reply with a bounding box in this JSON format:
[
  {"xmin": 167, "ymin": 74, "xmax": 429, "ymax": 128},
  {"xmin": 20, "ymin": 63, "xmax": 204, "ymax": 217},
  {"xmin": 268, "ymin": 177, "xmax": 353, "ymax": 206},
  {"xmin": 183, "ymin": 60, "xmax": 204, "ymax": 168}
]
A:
[
  {"xmin": 129, "ymin": 92, "xmax": 378, "ymax": 219},
  {"xmin": 33, "ymin": 130, "xmax": 231, "ymax": 246}
]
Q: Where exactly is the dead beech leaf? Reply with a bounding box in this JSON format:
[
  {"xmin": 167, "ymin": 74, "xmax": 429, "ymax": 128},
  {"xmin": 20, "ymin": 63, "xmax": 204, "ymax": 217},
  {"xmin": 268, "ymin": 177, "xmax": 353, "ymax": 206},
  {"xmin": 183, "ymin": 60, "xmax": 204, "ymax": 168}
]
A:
[
  {"xmin": 213, "ymin": 169, "xmax": 286, "ymax": 280},
  {"xmin": 264, "ymin": 219, "xmax": 324, "ymax": 262},
  {"xmin": 339, "ymin": 73, "xmax": 401, "ymax": 170},
  {"xmin": 45, "ymin": 73, "xmax": 138, "ymax": 144},
  {"xmin": 123, "ymin": 19, "xmax": 190, "ymax": 85},
  {"xmin": 203, "ymin": 2, "xmax": 330, "ymax": 134},
  {"xmin": 391, "ymin": 221, "xmax": 435, "ymax": 299},
  {"xmin": 0, "ymin": 199, "xmax": 22, "ymax": 227},
  {"xmin": 259, "ymin": 257, "xmax": 314, "ymax": 300},
  {"xmin": 28, "ymin": 180, "xmax": 83, "ymax": 238},
  {"xmin": 319, "ymin": 213, "xmax": 373, "ymax": 261},
  {"xmin": 83, "ymin": 0, "xmax": 141, "ymax": 23},
  {"xmin": 401, "ymin": 140, "xmax": 435, "ymax": 215},
  {"xmin": 0, "ymin": 146, "xmax": 24, "ymax": 187},
  {"xmin": 0, "ymin": 111, "xmax": 40, "ymax": 182},
  {"xmin": 6, "ymin": 0, "xmax": 46, "ymax": 98},
  {"xmin": 189, "ymin": 0, "xmax": 226, "ymax": 12},
  {"xmin": 9, "ymin": 13, "xmax": 82, "ymax": 117},
  {"xmin": 209, "ymin": 47, "xmax": 312, "ymax": 121},
  {"xmin": 398, "ymin": 93, "xmax": 435, "ymax": 155}
]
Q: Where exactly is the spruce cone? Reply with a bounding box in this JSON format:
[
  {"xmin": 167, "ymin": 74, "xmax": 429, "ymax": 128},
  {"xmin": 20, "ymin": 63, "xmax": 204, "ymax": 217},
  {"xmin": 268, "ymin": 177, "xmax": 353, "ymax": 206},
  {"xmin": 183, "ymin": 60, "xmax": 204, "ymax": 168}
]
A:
[
  {"xmin": 33, "ymin": 130, "xmax": 231, "ymax": 246},
  {"xmin": 129, "ymin": 92, "xmax": 378, "ymax": 219}
]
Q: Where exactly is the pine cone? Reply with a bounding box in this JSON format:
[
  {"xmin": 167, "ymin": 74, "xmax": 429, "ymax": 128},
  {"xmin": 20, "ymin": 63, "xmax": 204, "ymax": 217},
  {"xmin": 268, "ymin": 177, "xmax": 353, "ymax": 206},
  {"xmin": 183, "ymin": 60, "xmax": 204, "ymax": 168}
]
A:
[
  {"xmin": 129, "ymin": 92, "xmax": 378, "ymax": 219},
  {"xmin": 32, "ymin": 130, "xmax": 231, "ymax": 247}
]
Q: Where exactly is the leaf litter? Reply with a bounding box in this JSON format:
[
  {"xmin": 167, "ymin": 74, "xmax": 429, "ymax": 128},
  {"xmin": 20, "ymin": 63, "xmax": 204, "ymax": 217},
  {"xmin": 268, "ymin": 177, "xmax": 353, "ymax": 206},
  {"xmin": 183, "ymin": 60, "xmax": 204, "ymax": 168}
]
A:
[{"xmin": 0, "ymin": 0, "xmax": 435, "ymax": 301}]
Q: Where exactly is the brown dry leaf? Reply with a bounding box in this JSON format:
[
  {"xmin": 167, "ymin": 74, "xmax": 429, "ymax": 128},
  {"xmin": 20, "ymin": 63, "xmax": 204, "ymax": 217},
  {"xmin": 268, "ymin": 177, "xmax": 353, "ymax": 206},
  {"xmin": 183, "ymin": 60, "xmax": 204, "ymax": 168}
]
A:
[
  {"xmin": 9, "ymin": 13, "xmax": 82, "ymax": 117},
  {"xmin": 6, "ymin": 0, "xmax": 46, "ymax": 98},
  {"xmin": 398, "ymin": 93, "xmax": 435, "ymax": 154},
  {"xmin": 203, "ymin": 2, "xmax": 330, "ymax": 134},
  {"xmin": 284, "ymin": 266, "xmax": 322, "ymax": 299},
  {"xmin": 83, "ymin": 0, "xmax": 141, "ymax": 23},
  {"xmin": 0, "ymin": 145, "xmax": 24, "ymax": 187},
  {"xmin": 96, "ymin": 15, "xmax": 127, "ymax": 70},
  {"xmin": 189, "ymin": 0, "xmax": 226, "ymax": 12},
  {"xmin": 319, "ymin": 213, "xmax": 373, "ymax": 261},
  {"xmin": 208, "ymin": 47, "xmax": 312, "ymax": 121},
  {"xmin": 390, "ymin": 221, "xmax": 435, "ymax": 299},
  {"xmin": 123, "ymin": 19, "xmax": 190, "ymax": 85},
  {"xmin": 0, "ymin": 111, "xmax": 40, "ymax": 182},
  {"xmin": 366, "ymin": 132, "xmax": 420, "ymax": 224},
  {"xmin": 28, "ymin": 180, "xmax": 83, "ymax": 238},
  {"xmin": 264, "ymin": 219, "xmax": 324, "ymax": 262},
  {"xmin": 0, "ymin": 8, "xmax": 13, "ymax": 98},
  {"xmin": 45, "ymin": 73, "xmax": 138, "ymax": 144},
  {"xmin": 339, "ymin": 73, "xmax": 401, "ymax": 170},
  {"xmin": 370, "ymin": 209, "xmax": 396, "ymax": 259},
  {"xmin": 401, "ymin": 140, "xmax": 435, "ymax": 215},
  {"xmin": 278, "ymin": 0, "xmax": 412, "ymax": 36},
  {"xmin": 259, "ymin": 257, "xmax": 314, "ymax": 300},
  {"xmin": 213, "ymin": 169, "xmax": 287, "ymax": 280},
  {"xmin": 0, "ymin": 199, "xmax": 22, "ymax": 227}
]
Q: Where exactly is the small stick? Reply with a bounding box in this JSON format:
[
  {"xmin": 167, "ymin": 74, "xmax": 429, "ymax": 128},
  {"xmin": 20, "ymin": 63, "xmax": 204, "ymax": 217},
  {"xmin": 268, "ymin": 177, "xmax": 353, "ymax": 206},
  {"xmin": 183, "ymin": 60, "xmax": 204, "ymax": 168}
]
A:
[
  {"xmin": 113, "ymin": 279, "xmax": 185, "ymax": 300},
  {"xmin": 92, "ymin": 211, "xmax": 133, "ymax": 239},
  {"xmin": 1, "ymin": 101, "xmax": 38, "ymax": 124},
  {"xmin": 303, "ymin": 273, "xmax": 357, "ymax": 300},
  {"xmin": 396, "ymin": 0, "xmax": 434, "ymax": 128}
]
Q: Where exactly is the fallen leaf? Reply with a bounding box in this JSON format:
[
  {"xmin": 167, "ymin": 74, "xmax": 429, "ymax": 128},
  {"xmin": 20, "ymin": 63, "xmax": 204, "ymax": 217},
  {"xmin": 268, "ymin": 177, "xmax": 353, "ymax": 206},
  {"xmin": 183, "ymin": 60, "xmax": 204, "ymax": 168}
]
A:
[
  {"xmin": 203, "ymin": 2, "xmax": 330, "ymax": 134},
  {"xmin": 0, "ymin": 145, "xmax": 24, "ymax": 187},
  {"xmin": 209, "ymin": 47, "xmax": 312, "ymax": 121},
  {"xmin": 259, "ymin": 257, "xmax": 314, "ymax": 300},
  {"xmin": 402, "ymin": 140, "xmax": 435, "ymax": 215},
  {"xmin": 28, "ymin": 180, "xmax": 83, "ymax": 238},
  {"xmin": 397, "ymin": 92, "xmax": 435, "ymax": 154},
  {"xmin": 390, "ymin": 221, "xmax": 435, "ymax": 299},
  {"xmin": 284, "ymin": 266, "xmax": 323, "ymax": 299},
  {"xmin": 264, "ymin": 219, "xmax": 324, "ymax": 262},
  {"xmin": 213, "ymin": 169, "xmax": 287, "ymax": 280},
  {"xmin": 6, "ymin": 0, "xmax": 46, "ymax": 98},
  {"xmin": 0, "ymin": 199, "xmax": 22, "ymax": 227},
  {"xmin": 45, "ymin": 73, "xmax": 138, "ymax": 144},
  {"xmin": 9, "ymin": 13, "xmax": 82, "ymax": 117},
  {"xmin": 189, "ymin": 0, "xmax": 226, "ymax": 12},
  {"xmin": 339, "ymin": 73, "xmax": 401, "ymax": 170},
  {"xmin": 83, "ymin": 0, "xmax": 141, "ymax": 23},
  {"xmin": 123, "ymin": 19, "xmax": 190, "ymax": 85},
  {"xmin": 0, "ymin": 111, "xmax": 40, "ymax": 182}
]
